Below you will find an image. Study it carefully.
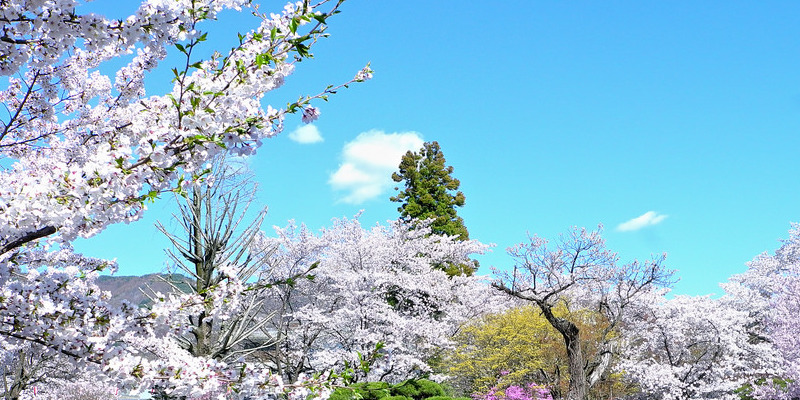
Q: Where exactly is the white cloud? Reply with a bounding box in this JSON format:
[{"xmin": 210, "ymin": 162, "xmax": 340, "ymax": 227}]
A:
[
  {"xmin": 288, "ymin": 124, "xmax": 323, "ymax": 144},
  {"xmin": 329, "ymin": 130, "xmax": 424, "ymax": 204},
  {"xmin": 617, "ymin": 211, "xmax": 668, "ymax": 232}
]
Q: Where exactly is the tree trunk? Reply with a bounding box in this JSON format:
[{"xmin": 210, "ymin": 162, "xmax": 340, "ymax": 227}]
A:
[
  {"xmin": 563, "ymin": 327, "xmax": 588, "ymax": 400},
  {"xmin": 3, "ymin": 350, "xmax": 28, "ymax": 400},
  {"xmin": 586, "ymin": 343, "xmax": 612, "ymax": 388},
  {"xmin": 538, "ymin": 303, "xmax": 588, "ymax": 400}
]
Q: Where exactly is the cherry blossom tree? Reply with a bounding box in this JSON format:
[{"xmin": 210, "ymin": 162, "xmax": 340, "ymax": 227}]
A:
[
  {"xmin": 1, "ymin": 342, "xmax": 78, "ymax": 400},
  {"xmin": 759, "ymin": 276, "xmax": 800, "ymax": 400},
  {"xmin": 252, "ymin": 217, "xmax": 506, "ymax": 383},
  {"xmin": 492, "ymin": 226, "xmax": 673, "ymax": 400},
  {"xmin": 138, "ymin": 159, "xmax": 340, "ymax": 399},
  {"xmin": 1, "ymin": 0, "xmax": 369, "ymax": 250},
  {"xmin": 618, "ymin": 293, "xmax": 777, "ymax": 400},
  {"xmin": 720, "ymin": 223, "xmax": 800, "ymax": 400},
  {"xmin": 1, "ymin": 0, "xmax": 368, "ymax": 397},
  {"xmin": 613, "ymin": 223, "xmax": 800, "ymax": 400},
  {"xmin": 18, "ymin": 378, "xmax": 121, "ymax": 400}
]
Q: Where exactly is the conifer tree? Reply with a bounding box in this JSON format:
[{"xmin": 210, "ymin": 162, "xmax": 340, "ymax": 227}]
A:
[
  {"xmin": 391, "ymin": 142, "xmax": 468, "ymax": 238},
  {"xmin": 391, "ymin": 141, "xmax": 474, "ymax": 275}
]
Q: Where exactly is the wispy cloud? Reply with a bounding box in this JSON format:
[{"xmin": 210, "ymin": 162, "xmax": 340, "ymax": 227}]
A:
[
  {"xmin": 617, "ymin": 211, "xmax": 668, "ymax": 232},
  {"xmin": 329, "ymin": 130, "xmax": 424, "ymax": 204},
  {"xmin": 288, "ymin": 124, "xmax": 323, "ymax": 144}
]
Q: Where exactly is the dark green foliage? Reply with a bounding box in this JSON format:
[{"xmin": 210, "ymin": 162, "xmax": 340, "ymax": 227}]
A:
[
  {"xmin": 391, "ymin": 141, "xmax": 469, "ymax": 241},
  {"xmin": 327, "ymin": 390, "xmax": 354, "ymax": 400},
  {"xmin": 415, "ymin": 379, "xmax": 448, "ymax": 399},
  {"xmin": 330, "ymin": 382, "xmax": 391, "ymax": 400},
  {"xmin": 329, "ymin": 382, "xmax": 389, "ymax": 400},
  {"xmin": 393, "ymin": 379, "xmax": 446, "ymax": 399},
  {"xmin": 361, "ymin": 381, "xmax": 392, "ymax": 399},
  {"xmin": 390, "ymin": 141, "xmax": 476, "ymax": 276},
  {"xmin": 331, "ymin": 379, "xmax": 452, "ymax": 400}
]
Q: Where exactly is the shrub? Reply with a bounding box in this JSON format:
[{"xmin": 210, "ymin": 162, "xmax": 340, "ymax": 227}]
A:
[
  {"xmin": 384, "ymin": 396, "xmax": 412, "ymax": 400},
  {"xmin": 472, "ymin": 383, "xmax": 553, "ymax": 400},
  {"xmin": 394, "ymin": 379, "xmax": 446, "ymax": 400},
  {"xmin": 333, "ymin": 379, "xmax": 451, "ymax": 400},
  {"xmin": 330, "ymin": 382, "xmax": 391, "ymax": 400}
]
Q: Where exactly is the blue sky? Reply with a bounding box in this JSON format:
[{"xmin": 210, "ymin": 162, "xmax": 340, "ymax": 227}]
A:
[{"xmin": 74, "ymin": 0, "xmax": 800, "ymax": 296}]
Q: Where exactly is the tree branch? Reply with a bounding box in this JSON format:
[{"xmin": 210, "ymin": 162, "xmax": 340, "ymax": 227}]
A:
[{"xmin": 0, "ymin": 226, "xmax": 57, "ymax": 255}]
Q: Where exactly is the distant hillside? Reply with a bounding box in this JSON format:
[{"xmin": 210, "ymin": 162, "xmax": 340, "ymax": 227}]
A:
[{"xmin": 96, "ymin": 273, "xmax": 194, "ymax": 309}]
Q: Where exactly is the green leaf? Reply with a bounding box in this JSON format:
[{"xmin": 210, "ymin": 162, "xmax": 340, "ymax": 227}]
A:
[
  {"xmin": 313, "ymin": 14, "xmax": 327, "ymax": 24},
  {"xmin": 167, "ymin": 93, "xmax": 179, "ymax": 109},
  {"xmin": 294, "ymin": 42, "xmax": 310, "ymax": 57},
  {"xmin": 255, "ymin": 53, "xmax": 269, "ymax": 67},
  {"xmin": 145, "ymin": 190, "xmax": 159, "ymax": 203}
]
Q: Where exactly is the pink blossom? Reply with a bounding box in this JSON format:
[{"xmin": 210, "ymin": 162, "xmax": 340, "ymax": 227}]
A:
[
  {"xmin": 355, "ymin": 66, "xmax": 373, "ymax": 82},
  {"xmin": 301, "ymin": 106, "xmax": 320, "ymax": 123},
  {"xmin": 0, "ymin": 0, "xmax": 370, "ymax": 398}
]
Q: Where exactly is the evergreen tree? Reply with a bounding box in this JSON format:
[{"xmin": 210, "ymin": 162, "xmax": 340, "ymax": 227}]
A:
[
  {"xmin": 391, "ymin": 141, "xmax": 475, "ymax": 275},
  {"xmin": 391, "ymin": 141, "xmax": 469, "ymax": 239}
]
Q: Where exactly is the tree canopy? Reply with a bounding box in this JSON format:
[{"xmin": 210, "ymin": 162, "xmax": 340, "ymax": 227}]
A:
[
  {"xmin": 493, "ymin": 227, "xmax": 673, "ymax": 400},
  {"xmin": 391, "ymin": 141, "xmax": 469, "ymax": 241},
  {"xmin": 254, "ymin": 217, "xmax": 498, "ymax": 383},
  {"xmin": 390, "ymin": 142, "xmax": 476, "ymax": 276},
  {"xmin": 0, "ymin": 0, "xmax": 369, "ymax": 398},
  {"xmin": 439, "ymin": 304, "xmax": 631, "ymax": 400}
]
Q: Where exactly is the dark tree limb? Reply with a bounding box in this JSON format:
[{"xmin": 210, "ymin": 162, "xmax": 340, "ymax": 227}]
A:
[{"xmin": 0, "ymin": 226, "xmax": 57, "ymax": 255}]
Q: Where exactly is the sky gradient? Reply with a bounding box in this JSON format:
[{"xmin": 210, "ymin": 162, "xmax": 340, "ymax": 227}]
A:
[{"xmin": 75, "ymin": 0, "xmax": 800, "ymax": 296}]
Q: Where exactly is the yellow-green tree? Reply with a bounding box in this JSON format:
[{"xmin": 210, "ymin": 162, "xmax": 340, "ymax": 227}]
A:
[
  {"xmin": 439, "ymin": 304, "xmax": 632, "ymax": 400},
  {"xmin": 442, "ymin": 305, "xmax": 559, "ymax": 394}
]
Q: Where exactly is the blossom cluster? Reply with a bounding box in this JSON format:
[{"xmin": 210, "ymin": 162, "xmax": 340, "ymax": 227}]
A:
[
  {"xmin": 1, "ymin": 0, "xmax": 368, "ymax": 398},
  {"xmin": 472, "ymin": 378, "xmax": 553, "ymax": 400},
  {"xmin": 616, "ymin": 223, "xmax": 800, "ymax": 400},
  {"xmin": 254, "ymin": 217, "xmax": 505, "ymax": 382},
  {"xmin": 1, "ymin": 0, "xmax": 368, "ymax": 247},
  {"xmin": 721, "ymin": 223, "xmax": 800, "ymax": 399},
  {"xmin": 618, "ymin": 292, "xmax": 779, "ymax": 400}
]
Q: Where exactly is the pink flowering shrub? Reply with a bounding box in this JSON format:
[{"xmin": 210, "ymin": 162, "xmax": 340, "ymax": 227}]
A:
[{"xmin": 472, "ymin": 382, "xmax": 553, "ymax": 400}]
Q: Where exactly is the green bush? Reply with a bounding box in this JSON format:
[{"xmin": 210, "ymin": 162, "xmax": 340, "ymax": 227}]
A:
[
  {"xmin": 393, "ymin": 379, "xmax": 446, "ymax": 400},
  {"xmin": 416, "ymin": 380, "xmax": 447, "ymax": 398},
  {"xmin": 333, "ymin": 379, "xmax": 453, "ymax": 400},
  {"xmin": 330, "ymin": 382, "xmax": 392, "ymax": 400},
  {"xmin": 328, "ymin": 388, "xmax": 357, "ymax": 400},
  {"xmin": 363, "ymin": 382, "xmax": 392, "ymax": 399},
  {"xmin": 392, "ymin": 382, "xmax": 419, "ymax": 398},
  {"xmin": 383, "ymin": 396, "xmax": 412, "ymax": 400}
]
